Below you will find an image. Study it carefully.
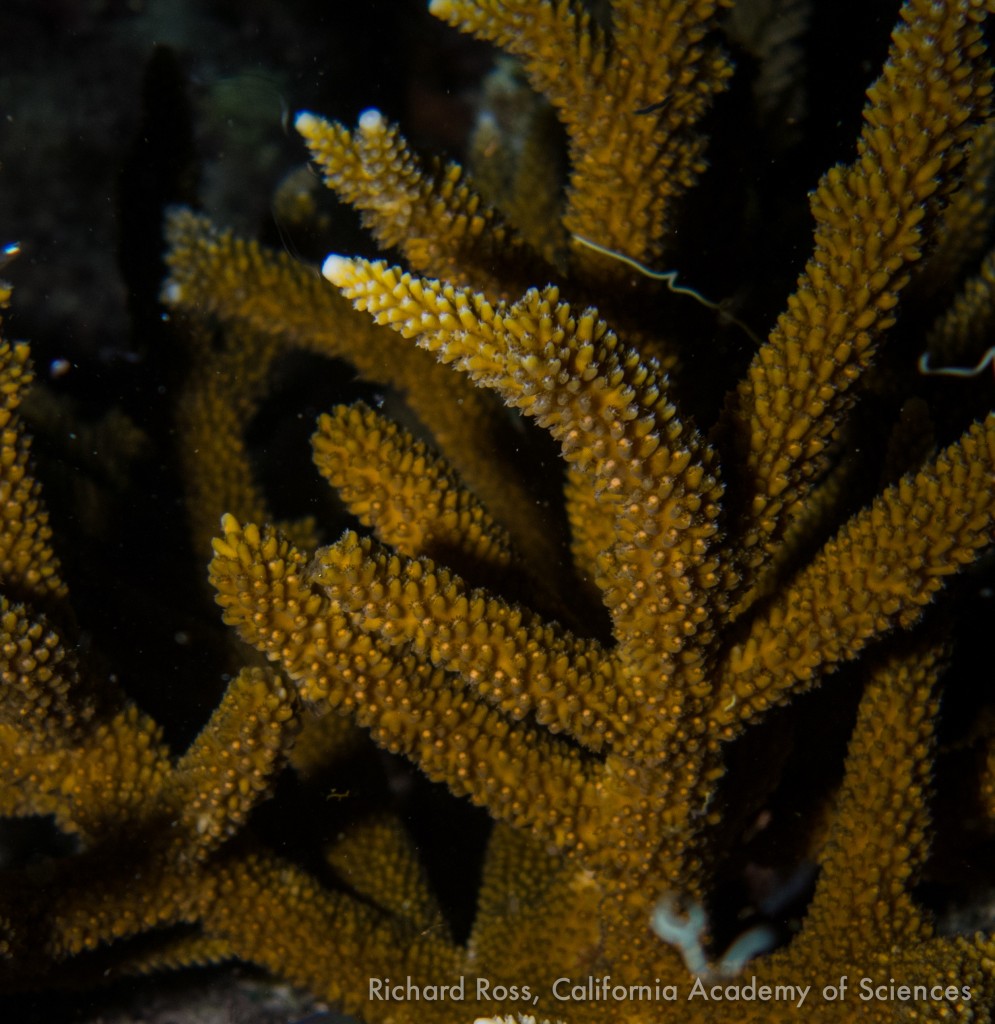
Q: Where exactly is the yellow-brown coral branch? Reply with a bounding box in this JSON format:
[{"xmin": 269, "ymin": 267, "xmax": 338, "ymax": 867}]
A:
[
  {"xmin": 323, "ymin": 257, "xmax": 724, "ymax": 701},
  {"xmin": 163, "ymin": 209, "xmax": 554, "ymax": 571},
  {"xmin": 170, "ymin": 666, "xmax": 299, "ymax": 857},
  {"xmin": 798, "ymin": 637, "xmax": 943, "ymax": 955},
  {"xmin": 307, "ymin": 530, "xmax": 623, "ymax": 754},
  {"xmin": 0, "ymin": 304, "xmax": 66, "ymax": 603},
  {"xmin": 725, "ymin": 0, "xmax": 994, "ymax": 608},
  {"xmin": 209, "ymin": 515, "xmax": 605, "ymax": 852},
  {"xmin": 713, "ymin": 413, "xmax": 995, "ymax": 729},
  {"xmin": 312, "ymin": 402, "xmax": 517, "ymax": 580},
  {"xmin": 429, "ymin": 0, "xmax": 733, "ymax": 276},
  {"xmin": 296, "ymin": 109, "xmax": 548, "ymax": 297}
]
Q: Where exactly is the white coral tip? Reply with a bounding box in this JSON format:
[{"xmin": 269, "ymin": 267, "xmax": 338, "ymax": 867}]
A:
[
  {"xmin": 294, "ymin": 111, "xmax": 319, "ymax": 135},
  {"xmin": 357, "ymin": 108, "xmax": 386, "ymax": 133},
  {"xmin": 322, "ymin": 254, "xmax": 355, "ymax": 287}
]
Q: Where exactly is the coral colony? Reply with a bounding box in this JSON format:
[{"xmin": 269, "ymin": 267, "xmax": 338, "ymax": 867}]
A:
[{"xmin": 2, "ymin": 1, "xmax": 995, "ymax": 1022}]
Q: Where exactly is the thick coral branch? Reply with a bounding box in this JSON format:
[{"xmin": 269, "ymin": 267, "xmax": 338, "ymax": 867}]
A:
[
  {"xmin": 307, "ymin": 530, "xmax": 623, "ymax": 754},
  {"xmin": 724, "ymin": 0, "xmax": 994, "ymax": 608},
  {"xmin": 296, "ymin": 109, "xmax": 549, "ymax": 297},
  {"xmin": 0, "ymin": 302, "xmax": 65, "ymax": 604},
  {"xmin": 712, "ymin": 414, "xmax": 995, "ymax": 730},
  {"xmin": 163, "ymin": 209, "xmax": 554, "ymax": 571},
  {"xmin": 312, "ymin": 402, "xmax": 516, "ymax": 580},
  {"xmin": 430, "ymin": 0, "xmax": 733, "ymax": 276},
  {"xmin": 324, "ymin": 257, "xmax": 725, "ymax": 705},
  {"xmin": 209, "ymin": 515, "xmax": 606, "ymax": 853},
  {"xmin": 170, "ymin": 666, "xmax": 299, "ymax": 857},
  {"xmin": 798, "ymin": 637, "xmax": 942, "ymax": 955}
]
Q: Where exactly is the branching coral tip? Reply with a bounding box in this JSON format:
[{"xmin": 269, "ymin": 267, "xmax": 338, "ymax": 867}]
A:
[
  {"xmin": 293, "ymin": 111, "xmax": 320, "ymax": 135},
  {"xmin": 0, "ymin": 241, "xmax": 21, "ymax": 272},
  {"xmin": 357, "ymin": 108, "xmax": 387, "ymax": 133},
  {"xmin": 321, "ymin": 254, "xmax": 355, "ymax": 287}
]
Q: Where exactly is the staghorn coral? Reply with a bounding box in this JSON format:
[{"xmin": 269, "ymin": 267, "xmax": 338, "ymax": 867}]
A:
[{"xmin": 3, "ymin": 1, "xmax": 995, "ymax": 1023}]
